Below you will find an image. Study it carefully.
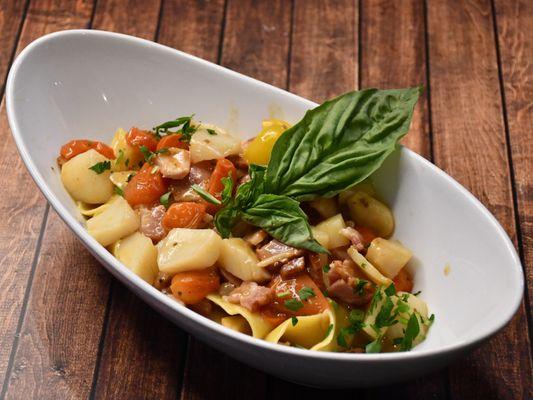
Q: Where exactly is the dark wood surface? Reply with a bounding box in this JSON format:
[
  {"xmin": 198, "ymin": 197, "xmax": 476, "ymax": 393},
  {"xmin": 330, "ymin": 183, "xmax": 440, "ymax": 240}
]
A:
[{"xmin": 0, "ymin": 0, "xmax": 531, "ymax": 399}]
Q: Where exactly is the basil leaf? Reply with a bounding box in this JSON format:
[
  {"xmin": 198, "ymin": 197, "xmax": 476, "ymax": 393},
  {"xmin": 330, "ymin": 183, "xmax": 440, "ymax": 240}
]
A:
[
  {"xmin": 265, "ymin": 87, "xmax": 421, "ymax": 200},
  {"xmin": 240, "ymin": 194, "xmax": 327, "ymax": 253}
]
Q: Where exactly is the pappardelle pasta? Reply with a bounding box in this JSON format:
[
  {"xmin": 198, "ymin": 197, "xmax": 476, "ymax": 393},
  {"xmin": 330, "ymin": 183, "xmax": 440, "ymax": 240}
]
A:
[{"xmin": 58, "ymin": 88, "xmax": 434, "ymax": 353}]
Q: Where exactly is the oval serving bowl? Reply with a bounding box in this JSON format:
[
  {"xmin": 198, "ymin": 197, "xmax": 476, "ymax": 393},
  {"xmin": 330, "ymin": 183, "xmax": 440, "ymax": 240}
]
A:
[{"xmin": 6, "ymin": 30, "xmax": 524, "ymax": 388}]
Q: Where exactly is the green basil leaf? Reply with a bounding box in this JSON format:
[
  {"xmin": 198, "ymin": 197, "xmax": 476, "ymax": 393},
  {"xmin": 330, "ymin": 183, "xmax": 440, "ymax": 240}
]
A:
[
  {"xmin": 265, "ymin": 87, "xmax": 421, "ymax": 200},
  {"xmin": 240, "ymin": 193, "xmax": 327, "ymax": 253}
]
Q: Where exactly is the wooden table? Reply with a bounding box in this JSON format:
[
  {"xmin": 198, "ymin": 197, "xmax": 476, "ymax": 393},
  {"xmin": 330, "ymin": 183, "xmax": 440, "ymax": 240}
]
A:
[{"xmin": 0, "ymin": 0, "xmax": 531, "ymax": 398}]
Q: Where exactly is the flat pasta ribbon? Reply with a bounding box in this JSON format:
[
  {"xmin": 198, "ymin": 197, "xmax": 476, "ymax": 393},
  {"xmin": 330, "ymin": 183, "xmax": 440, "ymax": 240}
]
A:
[{"xmin": 207, "ymin": 294, "xmax": 272, "ymax": 339}]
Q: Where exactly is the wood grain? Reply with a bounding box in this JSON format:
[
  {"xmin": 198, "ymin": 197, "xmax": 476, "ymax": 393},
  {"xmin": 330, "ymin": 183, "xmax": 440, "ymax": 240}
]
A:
[
  {"xmin": 221, "ymin": 0, "xmax": 291, "ymax": 88},
  {"xmin": 94, "ymin": 284, "xmax": 187, "ymax": 399},
  {"xmin": 493, "ymin": 0, "xmax": 533, "ymax": 322},
  {"xmin": 0, "ymin": 0, "xmax": 26, "ymax": 93},
  {"xmin": 427, "ymin": 1, "xmax": 532, "ymax": 399},
  {"xmin": 158, "ymin": 0, "xmax": 225, "ymax": 61},
  {"xmin": 290, "ymin": 0, "xmax": 358, "ymax": 103},
  {"xmin": 0, "ymin": 0, "xmax": 93, "ymax": 392},
  {"xmin": 361, "ymin": 0, "xmax": 430, "ymax": 158},
  {"xmin": 92, "ymin": 0, "xmax": 161, "ymax": 40},
  {"xmin": 2, "ymin": 211, "xmax": 110, "ymax": 399}
]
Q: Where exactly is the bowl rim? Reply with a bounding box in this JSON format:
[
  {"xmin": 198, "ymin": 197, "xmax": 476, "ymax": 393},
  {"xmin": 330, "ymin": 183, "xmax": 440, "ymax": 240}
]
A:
[{"xmin": 6, "ymin": 29, "xmax": 525, "ymax": 363}]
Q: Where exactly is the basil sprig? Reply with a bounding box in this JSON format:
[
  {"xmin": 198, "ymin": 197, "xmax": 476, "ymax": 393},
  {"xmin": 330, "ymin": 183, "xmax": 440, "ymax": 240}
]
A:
[{"xmin": 215, "ymin": 87, "xmax": 421, "ymax": 252}]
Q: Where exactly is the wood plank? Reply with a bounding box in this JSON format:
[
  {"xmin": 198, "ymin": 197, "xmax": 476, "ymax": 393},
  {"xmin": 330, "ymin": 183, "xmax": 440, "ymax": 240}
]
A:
[
  {"xmin": 361, "ymin": 1, "xmax": 447, "ymax": 398},
  {"xmin": 93, "ymin": 284, "xmax": 187, "ymax": 399},
  {"xmin": 221, "ymin": 0, "xmax": 291, "ymax": 88},
  {"xmin": 0, "ymin": 0, "xmax": 27, "ymax": 92},
  {"xmin": 0, "ymin": 0, "xmax": 93, "ymax": 392},
  {"xmin": 493, "ymin": 0, "xmax": 533, "ymax": 323},
  {"xmin": 360, "ymin": 0, "xmax": 430, "ymax": 158},
  {"xmin": 2, "ymin": 210, "xmax": 110, "ymax": 400},
  {"xmin": 175, "ymin": 1, "xmax": 292, "ymax": 398},
  {"xmin": 289, "ymin": 0, "xmax": 358, "ymax": 102},
  {"xmin": 92, "ymin": 0, "xmax": 161, "ymax": 40},
  {"xmin": 426, "ymin": 1, "xmax": 532, "ymax": 399},
  {"xmin": 157, "ymin": 0, "xmax": 225, "ymax": 61},
  {"xmin": 268, "ymin": 0, "xmax": 361, "ymax": 396}
]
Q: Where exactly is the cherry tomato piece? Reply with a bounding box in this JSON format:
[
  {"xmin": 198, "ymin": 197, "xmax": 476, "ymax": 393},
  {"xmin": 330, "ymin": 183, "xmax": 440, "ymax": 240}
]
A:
[
  {"xmin": 156, "ymin": 134, "xmax": 187, "ymax": 151},
  {"xmin": 126, "ymin": 127, "xmax": 158, "ymax": 152},
  {"xmin": 162, "ymin": 202, "xmax": 207, "ymax": 229},
  {"xmin": 60, "ymin": 139, "xmax": 116, "ymax": 160},
  {"xmin": 170, "ymin": 268, "xmax": 220, "ymax": 304},
  {"xmin": 124, "ymin": 163, "xmax": 167, "ymax": 206}
]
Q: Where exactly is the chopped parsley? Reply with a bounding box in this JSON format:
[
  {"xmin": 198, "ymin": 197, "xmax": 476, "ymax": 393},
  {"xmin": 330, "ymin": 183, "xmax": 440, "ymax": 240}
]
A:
[
  {"xmin": 374, "ymin": 296, "xmax": 397, "ymax": 328},
  {"xmin": 276, "ymin": 291, "xmax": 291, "ymax": 298},
  {"xmin": 322, "ymin": 264, "xmax": 331, "ymax": 273},
  {"xmin": 160, "ymin": 191, "xmax": 172, "ymax": 208},
  {"xmin": 413, "ymin": 290, "xmax": 422, "ymax": 296},
  {"xmin": 365, "ymin": 337, "xmax": 382, "ymax": 353},
  {"xmin": 384, "ymin": 282, "xmax": 396, "ymax": 296},
  {"xmin": 140, "ymin": 146, "xmax": 169, "ymax": 164},
  {"xmin": 126, "ymin": 172, "xmax": 135, "ymax": 182},
  {"xmin": 291, "ymin": 316, "xmax": 298, "ymax": 326},
  {"xmin": 399, "ymin": 313, "xmax": 420, "ymax": 351},
  {"xmin": 88, "ymin": 161, "xmax": 111, "ymax": 174},
  {"xmin": 348, "ymin": 309, "xmax": 365, "ymax": 324},
  {"xmin": 191, "ymin": 184, "xmax": 222, "ymax": 205},
  {"xmin": 113, "ymin": 186, "xmax": 124, "ymax": 197},
  {"xmin": 116, "ymin": 149, "xmax": 125, "ymax": 165},
  {"xmin": 324, "ymin": 324, "xmax": 333, "ymax": 339},
  {"xmin": 153, "ymin": 115, "xmax": 194, "ymax": 138},
  {"xmin": 284, "ymin": 298, "xmax": 304, "ymax": 312},
  {"xmin": 206, "ymin": 128, "xmax": 217, "ymax": 135},
  {"xmin": 354, "ymin": 279, "xmax": 368, "ymax": 296},
  {"xmin": 298, "ymin": 287, "xmax": 316, "ymax": 301}
]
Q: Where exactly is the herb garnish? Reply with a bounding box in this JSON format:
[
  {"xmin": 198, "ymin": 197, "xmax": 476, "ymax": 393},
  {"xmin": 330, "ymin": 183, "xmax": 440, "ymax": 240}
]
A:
[
  {"xmin": 89, "ymin": 161, "xmax": 111, "ymax": 174},
  {"xmin": 192, "ymin": 184, "xmax": 222, "ymax": 205},
  {"xmin": 114, "ymin": 186, "xmax": 124, "ymax": 197},
  {"xmin": 276, "ymin": 291, "xmax": 290, "ymax": 299},
  {"xmin": 322, "ymin": 264, "xmax": 331, "ymax": 273},
  {"xmin": 160, "ymin": 191, "xmax": 172, "ymax": 208},
  {"xmin": 354, "ymin": 279, "xmax": 368, "ymax": 296},
  {"xmin": 365, "ymin": 337, "xmax": 382, "ymax": 353},
  {"xmin": 291, "ymin": 316, "xmax": 298, "ymax": 326},
  {"xmin": 298, "ymin": 287, "xmax": 316, "ymax": 301},
  {"xmin": 384, "ymin": 283, "xmax": 396, "ymax": 296},
  {"xmin": 284, "ymin": 298, "xmax": 304, "ymax": 312},
  {"xmin": 324, "ymin": 324, "xmax": 334, "ymax": 339},
  {"xmin": 153, "ymin": 115, "xmax": 195, "ymax": 139},
  {"xmin": 399, "ymin": 313, "xmax": 420, "ymax": 351},
  {"xmin": 214, "ymin": 88, "xmax": 422, "ymax": 253},
  {"xmin": 207, "ymin": 128, "xmax": 217, "ymax": 135}
]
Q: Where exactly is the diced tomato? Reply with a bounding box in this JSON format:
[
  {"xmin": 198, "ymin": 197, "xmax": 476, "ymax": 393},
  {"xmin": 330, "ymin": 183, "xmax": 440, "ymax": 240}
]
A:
[
  {"xmin": 170, "ymin": 268, "xmax": 220, "ymax": 305},
  {"xmin": 162, "ymin": 202, "xmax": 207, "ymax": 229},
  {"xmin": 265, "ymin": 273, "xmax": 329, "ymax": 318},
  {"xmin": 393, "ymin": 268, "xmax": 414, "ymax": 292},
  {"xmin": 208, "ymin": 158, "xmax": 237, "ymax": 196},
  {"xmin": 156, "ymin": 134, "xmax": 187, "ymax": 150},
  {"xmin": 126, "ymin": 127, "xmax": 158, "ymax": 152},
  {"xmin": 356, "ymin": 226, "xmax": 377, "ymax": 246},
  {"xmin": 124, "ymin": 163, "xmax": 168, "ymax": 206},
  {"xmin": 60, "ymin": 140, "xmax": 115, "ymax": 160}
]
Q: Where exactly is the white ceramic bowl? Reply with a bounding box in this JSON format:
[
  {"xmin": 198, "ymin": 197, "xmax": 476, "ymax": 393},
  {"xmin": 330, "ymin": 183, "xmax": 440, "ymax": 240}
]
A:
[{"xmin": 6, "ymin": 30, "xmax": 524, "ymax": 388}]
